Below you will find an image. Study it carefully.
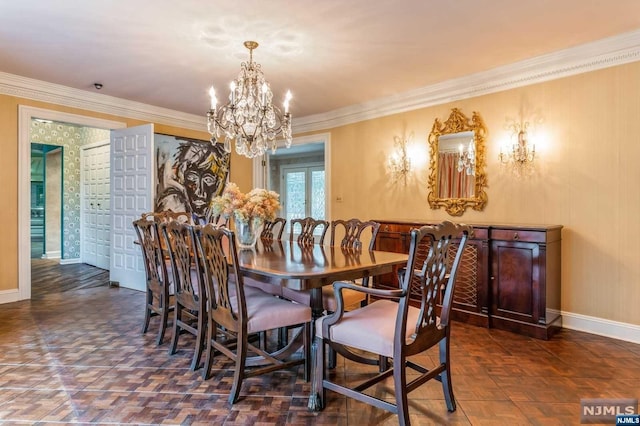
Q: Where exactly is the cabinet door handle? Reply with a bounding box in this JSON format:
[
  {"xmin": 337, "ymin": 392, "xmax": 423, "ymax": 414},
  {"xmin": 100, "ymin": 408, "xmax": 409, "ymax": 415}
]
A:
[{"xmin": 513, "ymin": 232, "xmax": 519, "ymax": 240}]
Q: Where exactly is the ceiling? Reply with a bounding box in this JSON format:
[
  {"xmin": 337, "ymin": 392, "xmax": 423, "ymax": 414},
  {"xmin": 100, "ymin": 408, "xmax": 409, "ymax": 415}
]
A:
[{"xmin": 1, "ymin": 1, "xmax": 640, "ymax": 120}]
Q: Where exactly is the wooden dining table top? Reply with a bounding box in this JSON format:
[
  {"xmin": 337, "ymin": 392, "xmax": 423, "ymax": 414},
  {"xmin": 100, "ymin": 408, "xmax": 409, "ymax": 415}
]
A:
[{"xmin": 235, "ymin": 240, "xmax": 409, "ymax": 291}]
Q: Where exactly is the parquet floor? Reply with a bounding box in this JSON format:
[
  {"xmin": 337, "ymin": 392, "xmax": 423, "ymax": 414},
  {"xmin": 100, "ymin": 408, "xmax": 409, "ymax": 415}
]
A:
[{"xmin": 0, "ymin": 261, "xmax": 638, "ymax": 425}]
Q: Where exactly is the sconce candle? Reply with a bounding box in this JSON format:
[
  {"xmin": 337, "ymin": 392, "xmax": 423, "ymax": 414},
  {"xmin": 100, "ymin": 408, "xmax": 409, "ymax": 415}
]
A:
[{"xmin": 499, "ymin": 121, "xmax": 535, "ymax": 166}]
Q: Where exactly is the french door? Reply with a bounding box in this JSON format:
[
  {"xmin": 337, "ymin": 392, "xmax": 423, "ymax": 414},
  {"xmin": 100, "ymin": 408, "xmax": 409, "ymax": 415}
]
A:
[{"xmin": 280, "ymin": 163, "xmax": 325, "ymax": 223}]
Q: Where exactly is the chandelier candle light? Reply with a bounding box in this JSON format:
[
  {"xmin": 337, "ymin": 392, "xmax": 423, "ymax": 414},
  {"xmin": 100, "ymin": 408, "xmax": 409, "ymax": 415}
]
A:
[{"xmin": 207, "ymin": 41, "xmax": 293, "ymax": 159}]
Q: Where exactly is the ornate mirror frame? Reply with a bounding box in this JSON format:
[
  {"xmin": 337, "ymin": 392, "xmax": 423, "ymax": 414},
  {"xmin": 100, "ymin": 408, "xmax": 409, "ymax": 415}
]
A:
[{"xmin": 427, "ymin": 108, "xmax": 488, "ymax": 216}]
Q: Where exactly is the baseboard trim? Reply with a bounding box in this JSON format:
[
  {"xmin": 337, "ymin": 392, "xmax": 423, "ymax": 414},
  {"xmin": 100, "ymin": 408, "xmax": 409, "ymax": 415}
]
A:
[
  {"xmin": 0, "ymin": 289, "xmax": 21, "ymax": 304},
  {"xmin": 59, "ymin": 258, "xmax": 81, "ymax": 265},
  {"xmin": 561, "ymin": 311, "xmax": 640, "ymax": 345},
  {"xmin": 42, "ymin": 251, "xmax": 61, "ymax": 259}
]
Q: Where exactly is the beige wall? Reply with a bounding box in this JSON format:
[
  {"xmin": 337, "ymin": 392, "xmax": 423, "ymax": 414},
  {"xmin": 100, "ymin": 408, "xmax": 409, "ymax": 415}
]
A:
[
  {"xmin": 311, "ymin": 61, "xmax": 640, "ymax": 326},
  {"xmin": 2, "ymin": 61, "xmax": 639, "ymax": 326},
  {"xmin": 0, "ymin": 97, "xmax": 252, "ymax": 291}
]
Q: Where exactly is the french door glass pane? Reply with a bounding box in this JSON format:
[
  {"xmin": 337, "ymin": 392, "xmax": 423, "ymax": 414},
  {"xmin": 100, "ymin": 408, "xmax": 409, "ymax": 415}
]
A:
[
  {"xmin": 311, "ymin": 169, "xmax": 325, "ymax": 220},
  {"xmin": 285, "ymin": 171, "xmax": 306, "ymax": 221}
]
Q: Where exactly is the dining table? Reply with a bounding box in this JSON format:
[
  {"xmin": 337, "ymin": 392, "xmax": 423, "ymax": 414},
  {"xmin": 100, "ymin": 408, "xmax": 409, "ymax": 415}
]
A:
[{"xmin": 234, "ymin": 239, "xmax": 409, "ymax": 321}]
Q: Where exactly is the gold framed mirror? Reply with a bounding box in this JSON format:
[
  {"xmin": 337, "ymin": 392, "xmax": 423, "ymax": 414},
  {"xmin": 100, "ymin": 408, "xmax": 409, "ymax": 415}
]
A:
[{"xmin": 427, "ymin": 108, "xmax": 488, "ymax": 216}]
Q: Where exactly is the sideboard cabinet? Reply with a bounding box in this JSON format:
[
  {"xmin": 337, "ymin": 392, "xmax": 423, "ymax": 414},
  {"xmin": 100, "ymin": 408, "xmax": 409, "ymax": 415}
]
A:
[{"xmin": 373, "ymin": 220, "xmax": 562, "ymax": 339}]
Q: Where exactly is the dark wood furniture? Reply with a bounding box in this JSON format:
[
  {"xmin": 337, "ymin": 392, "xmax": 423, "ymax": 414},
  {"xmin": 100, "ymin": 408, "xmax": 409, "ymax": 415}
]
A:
[
  {"xmin": 309, "ymin": 222, "xmax": 472, "ymax": 424},
  {"xmin": 132, "ymin": 217, "xmax": 173, "ymax": 345},
  {"xmin": 374, "ymin": 219, "xmax": 562, "ymax": 339},
  {"xmin": 289, "ymin": 217, "xmax": 329, "ymax": 245},
  {"xmin": 194, "ymin": 225, "xmax": 312, "ymax": 402},
  {"xmin": 237, "ymin": 241, "xmax": 408, "ymax": 322}
]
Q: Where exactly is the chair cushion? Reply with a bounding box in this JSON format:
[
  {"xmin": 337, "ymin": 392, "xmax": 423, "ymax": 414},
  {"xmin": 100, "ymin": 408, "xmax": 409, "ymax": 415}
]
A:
[
  {"xmin": 315, "ymin": 300, "xmax": 421, "ymax": 358},
  {"xmin": 322, "ymin": 286, "xmax": 366, "ymax": 312},
  {"xmin": 231, "ymin": 290, "xmax": 311, "ymax": 333},
  {"xmin": 243, "ymin": 276, "xmax": 283, "ymax": 297},
  {"xmin": 282, "ymin": 286, "xmax": 367, "ymax": 312}
]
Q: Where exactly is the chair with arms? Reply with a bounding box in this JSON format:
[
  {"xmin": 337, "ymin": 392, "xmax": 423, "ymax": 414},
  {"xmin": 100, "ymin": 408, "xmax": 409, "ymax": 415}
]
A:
[
  {"xmin": 132, "ymin": 217, "xmax": 173, "ymax": 345},
  {"xmin": 160, "ymin": 221, "xmax": 205, "ymax": 371},
  {"xmin": 310, "ymin": 220, "xmax": 472, "ymax": 426},
  {"xmin": 194, "ymin": 224, "xmax": 312, "ymax": 403}
]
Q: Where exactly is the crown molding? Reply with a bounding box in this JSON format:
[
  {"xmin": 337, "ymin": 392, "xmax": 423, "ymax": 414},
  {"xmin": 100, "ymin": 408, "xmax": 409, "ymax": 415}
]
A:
[
  {"xmin": 293, "ymin": 29, "xmax": 640, "ymax": 134},
  {"xmin": 2, "ymin": 29, "xmax": 640, "ymax": 135},
  {"xmin": 0, "ymin": 72, "xmax": 207, "ymax": 132}
]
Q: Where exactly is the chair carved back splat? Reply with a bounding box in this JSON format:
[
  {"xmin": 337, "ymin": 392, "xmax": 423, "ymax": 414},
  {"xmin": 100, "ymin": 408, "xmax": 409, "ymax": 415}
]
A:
[
  {"xmin": 160, "ymin": 221, "xmax": 205, "ymax": 371},
  {"xmin": 260, "ymin": 217, "xmax": 286, "ymax": 242},
  {"xmin": 132, "ymin": 217, "xmax": 172, "ymax": 345},
  {"xmin": 290, "ymin": 217, "xmax": 329, "ymax": 245}
]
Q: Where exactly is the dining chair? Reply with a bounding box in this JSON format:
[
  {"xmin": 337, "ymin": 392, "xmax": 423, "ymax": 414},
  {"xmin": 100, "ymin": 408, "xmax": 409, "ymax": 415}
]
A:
[
  {"xmin": 322, "ymin": 218, "xmax": 380, "ymax": 367},
  {"xmin": 280, "ymin": 217, "xmax": 329, "ymax": 335},
  {"xmin": 283, "ymin": 218, "xmax": 379, "ymax": 311},
  {"xmin": 260, "ymin": 217, "xmax": 286, "ymax": 242},
  {"xmin": 309, "ymin": 220, "xmax": 472, "ymax": 426},
  {"xmin": 132, "ymin": 217, "xmax": 173, "ymax": 345},
  {"xmin": 241, "ymin": 217, "xmax": 288, "ymax": 298},
  {"xmin": 289, "ymin": 217, "xmax": 329, "ymax": 245},
  {"xmin": 141, "ymin": 210, "xmax": 191, "ymax": 224},
  {"xmin": 193, "ymin": 224, "xmax": 312, "ymax": 403},
  {"xmin": 160, "ymin": 221, "xmax": 205, "ymax": 371}
]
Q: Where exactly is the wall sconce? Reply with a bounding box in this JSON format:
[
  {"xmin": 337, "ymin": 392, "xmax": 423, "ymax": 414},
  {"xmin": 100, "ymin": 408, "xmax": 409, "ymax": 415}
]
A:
[
  {"xmin": 499, "ymin": 121, "xmax": 535, "ymax": 166},
  {"xmin": 388, "ymin": 133, "xmax": 412, "ymax": 183}
]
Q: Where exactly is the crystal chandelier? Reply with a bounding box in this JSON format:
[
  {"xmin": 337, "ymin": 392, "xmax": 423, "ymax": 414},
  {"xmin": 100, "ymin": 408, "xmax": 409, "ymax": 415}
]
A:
[
  {"xmin": 457, "ymin": 139, "xmax": 476, "ymax": 175},
  {"xmin": 207, "ymin": 41, "xmax": 293, "ymax": 159},
  {"xmin": 499, "ymin": 121, "xmax": 535, "ymax": 166}
]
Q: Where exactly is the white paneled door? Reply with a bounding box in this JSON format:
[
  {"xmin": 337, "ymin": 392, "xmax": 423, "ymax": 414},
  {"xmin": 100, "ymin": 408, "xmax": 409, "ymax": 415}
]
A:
[
  {"xmin": 109, "ymin": 124, "xmax": 154, "ymax": 291},
  {"xmin": 81, "ymin": 140, "xmax": 110, "ymax": 270}
]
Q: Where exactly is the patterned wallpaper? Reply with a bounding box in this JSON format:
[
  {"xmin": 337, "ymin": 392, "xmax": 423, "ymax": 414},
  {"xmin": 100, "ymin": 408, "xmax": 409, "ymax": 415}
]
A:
[{"xmin": 30, "ymin": 120, "xmax": 109, "ymax": 259}]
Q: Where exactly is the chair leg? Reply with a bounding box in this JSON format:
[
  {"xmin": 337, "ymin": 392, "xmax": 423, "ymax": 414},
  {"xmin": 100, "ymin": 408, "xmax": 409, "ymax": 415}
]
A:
[
  {"xmin": 156, "ymin": 293, "xmax": 169, "ymax": 345},
  {"xmin": 393, "ymin": 355, "xmax": 410, "ymax": 426},
  {"xmin": 439, "ymin": 337, "xmax": 456, "ymax": 412},
  {"xmin": 142, "ymin": 290, "xmax": 152, "ymax": 334},
  {"xmin": 303, "ymin": 322, "xmax": 312, "ymax": 382},
  {"xmin": 202, "ymin": 317, "xmax": 216, "ymax": 380},
  {"xmin": 308, "ymin": 335, "xmax": 324, "ymax": 411},
  {"xmin": 190, "ymin": 309, "xmax": 205, "ymax": 371},
  {"xmin": 229, "ymin": 330, "xmax": 248, "ymax": 404},
  {"xmin": 168, "ymin": 304, "xmax": 181, "ymax": 355},
  {"xmin": 328, "ymin": 346, "xmax": 337, "ymax": 369}
]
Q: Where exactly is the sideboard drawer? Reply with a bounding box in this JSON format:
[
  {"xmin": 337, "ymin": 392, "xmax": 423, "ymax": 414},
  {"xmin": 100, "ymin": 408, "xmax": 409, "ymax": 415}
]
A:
[{"xmin": 490, "ymin": 229, "xmax": 547, "ymax": 243}]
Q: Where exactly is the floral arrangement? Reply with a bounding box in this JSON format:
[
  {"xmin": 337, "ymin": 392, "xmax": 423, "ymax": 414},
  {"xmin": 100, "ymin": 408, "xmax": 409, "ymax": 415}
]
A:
[{"xmin": 210, "ymin": 182, "xmax": 280, "ymax": 223}]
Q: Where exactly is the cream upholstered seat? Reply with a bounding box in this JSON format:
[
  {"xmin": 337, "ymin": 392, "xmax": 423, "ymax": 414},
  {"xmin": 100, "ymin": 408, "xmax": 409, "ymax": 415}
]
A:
[
  {"xmin": 194, "ymin": 224, "xmax": 312, "ymax": 403},
  {"xmin": 310, "ymin": 221, "xmax": 472, "ymax": 426}
]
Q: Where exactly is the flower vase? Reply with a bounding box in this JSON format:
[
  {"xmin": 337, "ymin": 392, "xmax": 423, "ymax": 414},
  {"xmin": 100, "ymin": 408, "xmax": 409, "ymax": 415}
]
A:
[{"xmin": 236, "ymin": 217, "xmax": 262, "ymax": 249}]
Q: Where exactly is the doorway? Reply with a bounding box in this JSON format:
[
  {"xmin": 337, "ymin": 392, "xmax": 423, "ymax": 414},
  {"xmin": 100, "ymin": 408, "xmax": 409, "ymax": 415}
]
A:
[
  {"xmin": 259, "ymin": 134, "xmax": 331, "ymax": 240},
  {"xmin": 30, "ymin": 143, "xmax": 63, "ymax": 259},
  {"xmin": 16, "ymin": 106, "xmax": 126, "ymax": 302}
]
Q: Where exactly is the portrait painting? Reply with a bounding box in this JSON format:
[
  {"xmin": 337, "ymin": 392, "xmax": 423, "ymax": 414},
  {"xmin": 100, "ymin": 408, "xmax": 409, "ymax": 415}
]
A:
[{"xmin": 154, "ymin": 134, "xmax": 230, "ymax": 224}]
